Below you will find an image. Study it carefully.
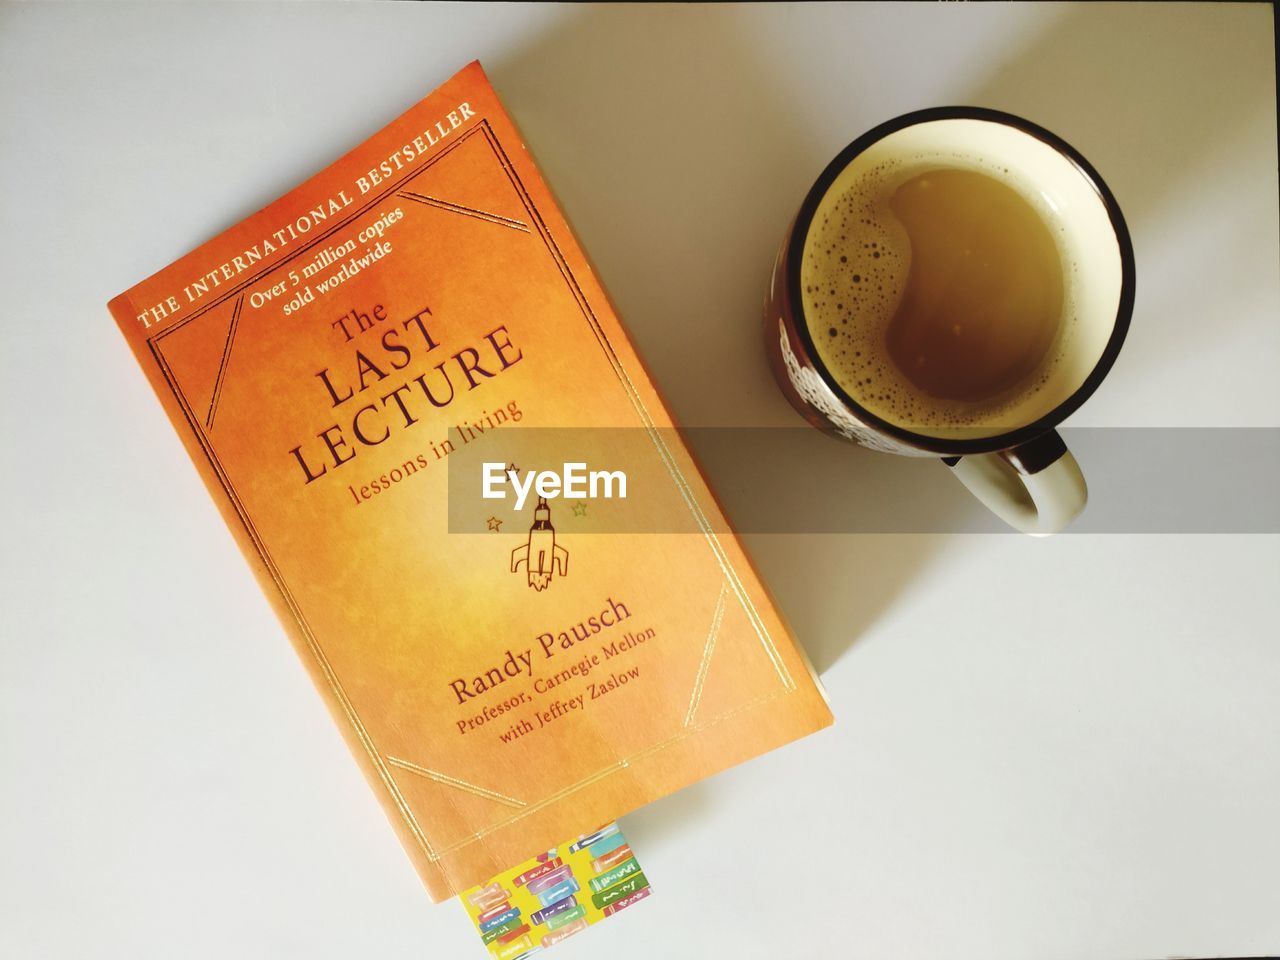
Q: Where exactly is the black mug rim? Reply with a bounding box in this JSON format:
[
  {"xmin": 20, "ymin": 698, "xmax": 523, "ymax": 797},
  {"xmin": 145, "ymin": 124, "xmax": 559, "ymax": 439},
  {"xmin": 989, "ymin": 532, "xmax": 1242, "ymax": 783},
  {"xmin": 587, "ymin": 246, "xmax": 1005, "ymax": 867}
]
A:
[{"xmin": 785, "ymin": 105, "xmax": 1136, "ymax": 456}]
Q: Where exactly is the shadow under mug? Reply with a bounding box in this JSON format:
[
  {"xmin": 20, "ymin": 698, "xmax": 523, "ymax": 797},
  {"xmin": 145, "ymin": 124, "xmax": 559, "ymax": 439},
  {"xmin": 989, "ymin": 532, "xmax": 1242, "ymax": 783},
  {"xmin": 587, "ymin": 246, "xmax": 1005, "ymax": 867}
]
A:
[{"xmin": 765, "ymin": 106, "xmax": 1135, "ymax": 534}]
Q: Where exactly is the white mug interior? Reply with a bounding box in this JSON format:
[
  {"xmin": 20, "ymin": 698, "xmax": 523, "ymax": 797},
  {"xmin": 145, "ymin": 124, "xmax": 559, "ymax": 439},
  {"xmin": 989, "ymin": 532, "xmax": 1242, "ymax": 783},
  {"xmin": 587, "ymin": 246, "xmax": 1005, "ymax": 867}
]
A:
[{"xmin": 801, "ymin": 117, "xmax": 1126, "ymax": 442}]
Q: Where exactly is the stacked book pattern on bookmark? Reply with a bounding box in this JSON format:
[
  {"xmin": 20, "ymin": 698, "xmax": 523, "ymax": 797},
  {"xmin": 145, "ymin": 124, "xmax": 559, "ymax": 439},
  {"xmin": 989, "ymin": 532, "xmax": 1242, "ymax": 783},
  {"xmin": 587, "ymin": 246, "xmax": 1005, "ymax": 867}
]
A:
[{"xmin": 463, "ymin": 822, "xmax": 650, "ymax": 957}]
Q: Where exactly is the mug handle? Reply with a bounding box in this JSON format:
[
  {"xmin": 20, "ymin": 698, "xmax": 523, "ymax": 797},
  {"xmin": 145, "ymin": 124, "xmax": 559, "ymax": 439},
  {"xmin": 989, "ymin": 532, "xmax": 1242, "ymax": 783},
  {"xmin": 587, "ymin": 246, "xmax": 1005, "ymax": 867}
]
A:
[{"xmin": 942, "ymin": 430, "xmax": 1086, "ymax": 535}]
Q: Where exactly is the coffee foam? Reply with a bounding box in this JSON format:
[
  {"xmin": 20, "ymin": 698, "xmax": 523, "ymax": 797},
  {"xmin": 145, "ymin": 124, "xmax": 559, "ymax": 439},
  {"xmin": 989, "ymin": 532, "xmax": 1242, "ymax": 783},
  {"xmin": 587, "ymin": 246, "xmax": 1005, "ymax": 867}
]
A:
[{"xmin": 801, "ymin": 150, "xmax": 1082, "ymax": 436}]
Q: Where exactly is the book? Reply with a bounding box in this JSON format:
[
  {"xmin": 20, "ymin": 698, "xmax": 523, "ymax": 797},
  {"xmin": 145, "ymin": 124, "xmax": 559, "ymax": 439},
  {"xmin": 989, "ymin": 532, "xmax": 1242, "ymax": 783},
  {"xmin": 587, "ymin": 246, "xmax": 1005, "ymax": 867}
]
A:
[{"xmin": 107, "ymin": 60, "xmax": 831, "ymax": 902}]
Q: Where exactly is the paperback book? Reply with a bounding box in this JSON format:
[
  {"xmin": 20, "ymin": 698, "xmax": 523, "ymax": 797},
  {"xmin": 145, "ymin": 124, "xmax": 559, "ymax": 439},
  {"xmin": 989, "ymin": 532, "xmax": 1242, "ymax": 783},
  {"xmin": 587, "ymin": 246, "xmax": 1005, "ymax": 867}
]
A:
[{"xmin": 108, "ymin": 61, "xmax": 831, "ymax": 901}]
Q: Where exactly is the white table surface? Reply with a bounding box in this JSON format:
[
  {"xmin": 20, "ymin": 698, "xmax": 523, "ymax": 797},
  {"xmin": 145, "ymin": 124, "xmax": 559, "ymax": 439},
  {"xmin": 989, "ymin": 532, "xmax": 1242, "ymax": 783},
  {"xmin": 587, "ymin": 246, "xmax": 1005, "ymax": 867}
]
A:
[{"xmin": 2, "ymin": 3, "xmax": 1277, "ymax": 958}]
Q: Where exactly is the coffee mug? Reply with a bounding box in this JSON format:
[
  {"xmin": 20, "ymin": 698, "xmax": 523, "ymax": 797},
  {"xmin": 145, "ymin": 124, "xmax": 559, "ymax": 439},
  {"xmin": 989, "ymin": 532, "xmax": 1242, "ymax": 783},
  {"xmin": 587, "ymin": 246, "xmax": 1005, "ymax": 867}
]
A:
[{"xmin": 765, "ymin": 107, "xmax": 1135, "ymax": 534}]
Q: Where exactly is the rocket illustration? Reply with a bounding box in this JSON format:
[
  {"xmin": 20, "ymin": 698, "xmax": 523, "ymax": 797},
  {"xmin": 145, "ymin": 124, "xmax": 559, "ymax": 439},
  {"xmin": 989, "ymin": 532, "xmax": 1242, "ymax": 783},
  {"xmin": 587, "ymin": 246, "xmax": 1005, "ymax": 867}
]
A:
[{"xmin": 510, "ymin": 496, "xmax": 569, "ymax": 591}]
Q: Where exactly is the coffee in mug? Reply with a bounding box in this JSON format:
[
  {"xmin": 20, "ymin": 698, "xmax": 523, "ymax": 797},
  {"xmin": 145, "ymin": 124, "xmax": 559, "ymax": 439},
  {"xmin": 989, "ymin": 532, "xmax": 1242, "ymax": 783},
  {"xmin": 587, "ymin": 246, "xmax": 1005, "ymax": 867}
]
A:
[{"xmin": 766, "ymin": 108, "xmax": 1135, "ymax": 533}]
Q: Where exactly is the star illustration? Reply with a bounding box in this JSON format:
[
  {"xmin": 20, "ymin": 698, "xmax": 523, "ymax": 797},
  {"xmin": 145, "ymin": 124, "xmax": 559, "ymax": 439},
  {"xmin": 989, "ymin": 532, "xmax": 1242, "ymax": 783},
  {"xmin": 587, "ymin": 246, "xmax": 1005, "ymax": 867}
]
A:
[
  {"xmin": 486, "ymin": 516, "xmax": 502, "ymax": 532},
  {"xmin": 571, "ymin": 502, "xmax": 588, "ymax": 517},
  {"xmin": 505, "ymin": 462, "xmax": 519, "ymax": 476}
]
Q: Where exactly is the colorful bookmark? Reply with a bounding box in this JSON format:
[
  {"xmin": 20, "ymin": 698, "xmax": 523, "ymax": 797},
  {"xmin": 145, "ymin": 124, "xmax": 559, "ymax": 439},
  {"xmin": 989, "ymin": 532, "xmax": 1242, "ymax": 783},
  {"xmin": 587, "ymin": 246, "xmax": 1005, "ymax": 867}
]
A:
[{"xmin": 461, "ymin": 822, "xmax": 652, "ymax": 956}]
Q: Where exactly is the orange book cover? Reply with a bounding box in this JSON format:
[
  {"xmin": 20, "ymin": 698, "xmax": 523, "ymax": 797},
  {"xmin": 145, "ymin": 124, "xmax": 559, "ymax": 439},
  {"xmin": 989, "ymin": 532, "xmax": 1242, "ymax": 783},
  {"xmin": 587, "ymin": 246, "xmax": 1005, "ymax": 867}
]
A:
[{"xmin": 108, "ymin": 61, "xmax": 831, "ymax": 902}]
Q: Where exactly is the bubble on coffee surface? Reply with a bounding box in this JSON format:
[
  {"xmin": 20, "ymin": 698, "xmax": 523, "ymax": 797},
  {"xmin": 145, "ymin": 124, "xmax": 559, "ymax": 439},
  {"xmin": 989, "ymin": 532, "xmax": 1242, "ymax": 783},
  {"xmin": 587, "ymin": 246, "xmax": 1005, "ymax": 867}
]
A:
[{"xmin": 802, "ymin": 152, "xmax": 1079, "ymax": 435}]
